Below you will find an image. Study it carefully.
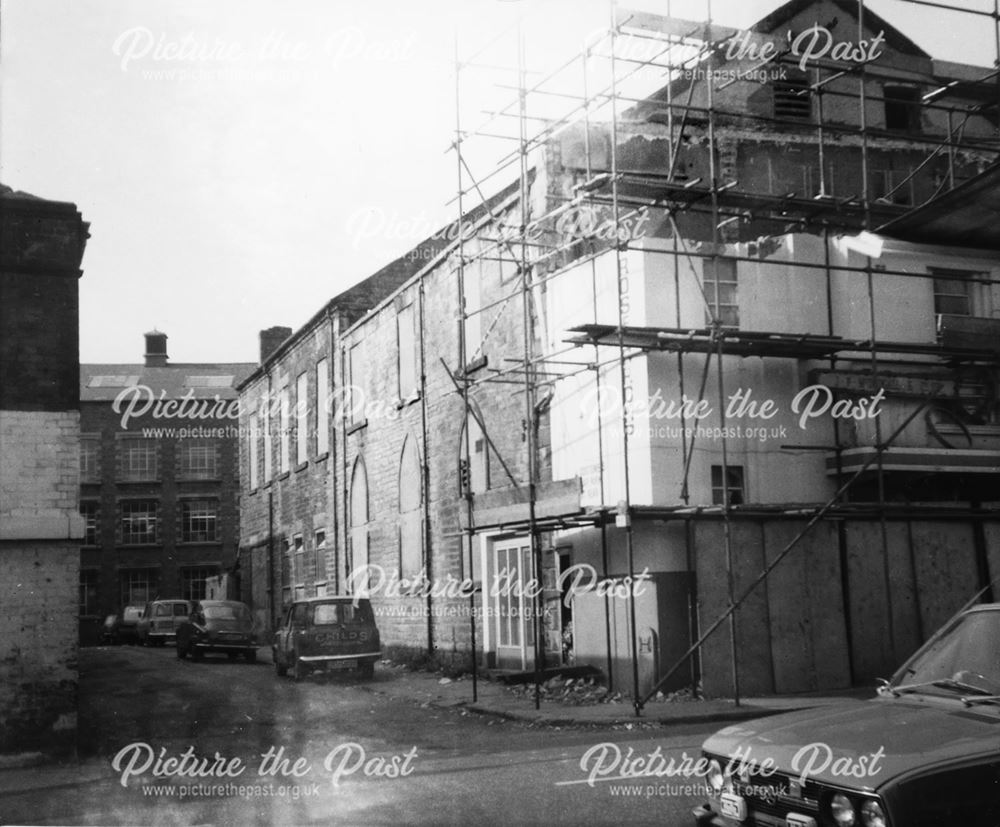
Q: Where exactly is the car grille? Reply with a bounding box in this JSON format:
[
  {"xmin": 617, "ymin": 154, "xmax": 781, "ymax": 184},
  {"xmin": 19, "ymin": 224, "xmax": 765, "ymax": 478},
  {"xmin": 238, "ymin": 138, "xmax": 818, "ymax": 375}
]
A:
[{"xmin": 707, "ymin": 753, "xmax": 823, "ymax": 825}]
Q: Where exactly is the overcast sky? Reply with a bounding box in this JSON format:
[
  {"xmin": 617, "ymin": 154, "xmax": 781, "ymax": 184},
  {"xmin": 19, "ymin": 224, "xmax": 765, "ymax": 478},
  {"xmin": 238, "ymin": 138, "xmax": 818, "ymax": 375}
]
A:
[{"xmin": 0, "ymin": 0, "xmax": 989, "ymax": 364}]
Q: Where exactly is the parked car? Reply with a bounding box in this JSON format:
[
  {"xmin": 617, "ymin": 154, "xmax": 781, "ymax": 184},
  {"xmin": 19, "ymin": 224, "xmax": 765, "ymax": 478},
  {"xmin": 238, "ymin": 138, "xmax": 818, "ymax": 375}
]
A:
[
  {"xmin": 175, "ymin": 600, "xmax": 258, "ymax": 662},
  {"xmin": 693, "ymin": 602, "xmax": 1000, "ymax": 827},
  {"xmin": 117, "ymin": 605, "xmax": 145, "ymax": 645},
  {"xmin": 137, "ymin": 599, "xmax": 191, "ymax": 646},
  {"xmin": 273, "ymin": 596, "xmax": 381, "ymax": 681}
]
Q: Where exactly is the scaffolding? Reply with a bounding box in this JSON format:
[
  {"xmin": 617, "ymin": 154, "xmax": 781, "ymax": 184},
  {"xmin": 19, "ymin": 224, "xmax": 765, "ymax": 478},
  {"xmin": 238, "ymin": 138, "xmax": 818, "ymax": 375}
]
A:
[{"xmin": 449, "ymin": 0, "xmax": 1000, "ymax": 714}]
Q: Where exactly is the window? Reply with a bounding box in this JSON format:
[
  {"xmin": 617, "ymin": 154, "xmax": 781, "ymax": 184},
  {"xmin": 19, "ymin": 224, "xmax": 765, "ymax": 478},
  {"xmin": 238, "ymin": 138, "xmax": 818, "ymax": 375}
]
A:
[
  {"xmin": 397, "ymin": 304, "xmax": 419, "ymax": 401},
  {"xmin": 296, "ymin": 372, "xmax": 309, "ymax": 466},
  {"xmin": 278, "ymin": 388, "xmax": 291, "ymax": 474},
  {"xmin": 118, "ymin": 438, "xmax": 157, "ymax": 481},
  {"xmin": 711, "ymin": 465, "xmax": 745, "ymax": 506},
  {"xmin": 933, "ymin": 274, "xmax": 971, "ymax": 317},
  {"xmin": 884, "ymin": 85, "xmax": 921, "ymax": 132},
  {"xmin": 178, "ymin": 439, "xmax": 218, "ymax": 479},
  {"xmin": 180, "ymin": 499, "xmax": 218, "ymax": 543},
  {"xmin": 80, "ymin": 501, "xmax": 100, "ymax": 546},
  {"xmin": 293, "ymin": 533, "xmax": 305, "ymax": 590},
  {"xmin": 772, "ymin": 71, "xmax": 811, "ymax": 121},
  {"xmin": 459, "ymin": 413, "xmax": 490, "ymax": 495},
  {"xmin": 80, "ymin": 438, "xmax": 100, "ymax": 483},
  {"xmin": 461, "ymin": 245, "xmax": 483, "ymax": 365},
  {"xmin": 314, "ymin": 529, "xmax": 327, "ymax": 588},
  {"xmin": 348, "ymin": 342, "xmax": 368, "ymax": 426},
  {"xmin": 120, "ymin": 500, "xmax": 158, "ymax": 545},
  {"xmin": 704, "ymin": 257, "xmax": 739, "ymax": 328},
  {"xmin": 399, "ymin": 437, "xmax": 423, "ymax": 578},
  {"xmin": 79, "ymin": 569, "xmax": 98, "ymax": 616},
  {"xmin": 316, "ymin": 359, "xmax": 330, "ymax": 456},
  {"xmin": 281, "ymin": 538, "xmax": 292, "ymax": 608},
  {"xmin": 870, "ymin": 168, "xmax": 914, "ymax": 206},
  {"xmin": 180, "ymin": 566, "xmax": 218, "ymax": 601},
  {"xmin": 262, "ymin": 399, "xmax": 273, "ymax": 482},
  {"xmin": 120, "ymin": 569, "xmax": 157, "ymax": 607},
  {"xmin": 349, "ymin": 458, "xmax": 370, "ymax": 591},
  {"xmin": 248, "ymin": 412, "xmax": 260, "ymax": 490}
]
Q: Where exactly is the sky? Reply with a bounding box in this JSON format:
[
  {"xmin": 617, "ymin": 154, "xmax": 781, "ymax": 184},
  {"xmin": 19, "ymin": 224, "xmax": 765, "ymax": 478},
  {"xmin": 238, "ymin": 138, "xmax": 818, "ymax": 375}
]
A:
[{"xmin": 0, "ymin": 0, "xmax": 991, "ymax": 364}]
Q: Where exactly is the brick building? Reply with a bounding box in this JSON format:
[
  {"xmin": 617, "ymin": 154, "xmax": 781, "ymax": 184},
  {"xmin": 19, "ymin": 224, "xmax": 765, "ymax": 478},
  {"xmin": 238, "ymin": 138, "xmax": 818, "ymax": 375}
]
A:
[
  {"xmin": 237, "ymin": 231, "xmax": 454, "ymax": 636},
  {"xmin": 0, "ymin": 184, "xmax": 88, "ymax": 754},
  {"xmin": 78, "ymin": 333, "xmax": 254, "ymax": 642},
  {"xmin": 239, "ymin": 0, "xmax": 1000, "ymax": 695}
]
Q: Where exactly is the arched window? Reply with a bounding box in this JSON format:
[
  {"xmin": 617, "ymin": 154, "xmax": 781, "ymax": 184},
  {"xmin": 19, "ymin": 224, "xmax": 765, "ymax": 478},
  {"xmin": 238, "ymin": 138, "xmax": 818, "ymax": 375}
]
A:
[
  {"xmin": 398, "ymin": 436, "xmax": 423, "ymax": 578},
  {"xmin": 459, "ymin": 409, "xmax": 490, "ymax": 495},
  {"xmin": 349, "ymin": 457, "xmax": 369, "ymax": 591}
]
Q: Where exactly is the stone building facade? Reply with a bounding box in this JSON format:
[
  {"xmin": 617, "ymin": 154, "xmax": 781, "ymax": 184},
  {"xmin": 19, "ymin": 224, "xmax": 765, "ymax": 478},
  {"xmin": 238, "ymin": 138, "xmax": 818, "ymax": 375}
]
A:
[{"xmin": 0, "ymin": 185, "xmax": 88, "ymax": 754}]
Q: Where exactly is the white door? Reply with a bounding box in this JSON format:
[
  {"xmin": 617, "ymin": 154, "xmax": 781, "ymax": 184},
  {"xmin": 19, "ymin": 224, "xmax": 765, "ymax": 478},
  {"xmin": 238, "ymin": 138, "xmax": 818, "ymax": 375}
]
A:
[{"xmin": 493, "ymin": 540, "xmax": 534, "ymax": 670}]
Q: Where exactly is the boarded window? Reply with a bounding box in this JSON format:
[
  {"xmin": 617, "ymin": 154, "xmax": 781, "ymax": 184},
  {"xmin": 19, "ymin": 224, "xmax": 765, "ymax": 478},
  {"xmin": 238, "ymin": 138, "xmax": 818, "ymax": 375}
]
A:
[{"xmin": 399, "ymin": 437, "xmax": 423, "ymax": 578}]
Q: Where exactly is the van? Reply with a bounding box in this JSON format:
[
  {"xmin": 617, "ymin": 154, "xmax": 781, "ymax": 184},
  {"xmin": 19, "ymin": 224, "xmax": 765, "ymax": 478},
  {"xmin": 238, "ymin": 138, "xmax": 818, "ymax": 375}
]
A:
[{"xmin": 137, "ymin": 599, "xmax": 192, "ymax": 646}]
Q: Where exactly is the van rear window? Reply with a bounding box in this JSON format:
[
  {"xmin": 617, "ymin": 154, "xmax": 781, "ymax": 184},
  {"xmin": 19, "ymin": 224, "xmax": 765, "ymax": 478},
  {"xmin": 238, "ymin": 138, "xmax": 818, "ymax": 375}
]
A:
[{"xmin": 312, "ymin": 602, "xmax": 373, "ymax": 625}]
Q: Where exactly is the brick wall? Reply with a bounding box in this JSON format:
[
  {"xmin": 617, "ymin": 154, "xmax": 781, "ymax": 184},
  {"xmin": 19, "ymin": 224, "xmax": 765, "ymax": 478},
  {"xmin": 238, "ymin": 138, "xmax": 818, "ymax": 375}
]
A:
[{"xmin": 0, "ymin": 402, "xmax": 82, "ymax": 756}]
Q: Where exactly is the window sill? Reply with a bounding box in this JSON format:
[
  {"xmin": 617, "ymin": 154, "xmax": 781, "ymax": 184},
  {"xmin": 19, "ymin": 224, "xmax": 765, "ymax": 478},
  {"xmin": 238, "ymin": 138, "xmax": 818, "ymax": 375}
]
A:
[
  {"xmin": 116, "ymin": 479, "xmax": 162, "ymax": 485},
  {"xmin": 294, "ymin": 461, "xmax": 309, "ymax": 473},
  {"xmin": 119, "ymin": 543, "xmax": 161, "ymax": 549},
  {"xmin": 177, "ymin": 477, "xmax": 222, "ymax": 484},
  {"xmin": 178, "ymin": 540, "xmax": 222, "ymax": 546},
  {"xmin": 395, "ymin": 392, "xmax": 422, "ymax": 410},
  {"xmin": 346, "ymin": 419, "xmax": 368, "ymax": 436},
  {"xmin": 278, "ymin": 471, "xmax": 291, "ymax": 481},
  {"xmin": 463, "ymin": 355, "xmax": 488, "ymax": 375},
  {"xmin": 315, "ymin": 451, "xmax": 330, "ymax": 463}
]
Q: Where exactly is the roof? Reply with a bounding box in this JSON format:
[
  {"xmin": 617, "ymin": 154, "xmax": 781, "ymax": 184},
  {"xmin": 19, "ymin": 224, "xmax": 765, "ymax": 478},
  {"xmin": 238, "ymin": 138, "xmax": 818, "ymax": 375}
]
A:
[
  {"xmin": 238, "ymin": 176, "xmax": 524, "ymax": 390},
  {"xmin": 877, "ymin": 164, "xmax": 1000, "ymax": 251},
  {"xmin": 81, "ymin": 362, "xmax": 256, "ymax": 401},
  {"xmin": 750, "ymin": 0, "xmax": 929, "ymax": 58}
]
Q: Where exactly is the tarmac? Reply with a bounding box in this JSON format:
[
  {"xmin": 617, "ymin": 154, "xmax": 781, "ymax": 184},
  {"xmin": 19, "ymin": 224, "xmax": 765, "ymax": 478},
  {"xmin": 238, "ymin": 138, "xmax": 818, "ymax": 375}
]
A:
[{"xmin": 0, "ymin": 648, "xmax": 875, "ymax": 798}]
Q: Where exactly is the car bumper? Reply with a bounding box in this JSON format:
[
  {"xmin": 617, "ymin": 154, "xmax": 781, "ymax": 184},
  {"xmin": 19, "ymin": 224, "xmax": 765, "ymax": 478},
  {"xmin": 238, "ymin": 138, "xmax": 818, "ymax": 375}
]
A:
[
  {"xmin": 192, "ymin": 641, "xmax": 258, "ymax": 652},
  {"xmin": 692, "ymin": 804, "xmax": 735, "ymax": 826},
  {"xmin": 297, "ymin": 651, "xmax": 381, "ymax": 663}
]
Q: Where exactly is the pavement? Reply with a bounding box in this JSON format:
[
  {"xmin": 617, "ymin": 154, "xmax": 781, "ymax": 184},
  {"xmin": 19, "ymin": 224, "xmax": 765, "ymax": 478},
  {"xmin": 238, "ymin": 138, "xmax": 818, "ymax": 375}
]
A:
[{"xmin": 362, "ymin": 661, "xmax": 875, "ymax": 727}]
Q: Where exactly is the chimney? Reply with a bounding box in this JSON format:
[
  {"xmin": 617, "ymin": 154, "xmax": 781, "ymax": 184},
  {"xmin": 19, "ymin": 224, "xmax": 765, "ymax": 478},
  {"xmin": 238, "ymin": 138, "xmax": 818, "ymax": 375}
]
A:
[
  {"xmin": 259, "ymin": 326, "xmax": 292, "ymax": 363},
  {"xmin": 144, "ymin": 330, "xmax": 168, "ymax": 367}
]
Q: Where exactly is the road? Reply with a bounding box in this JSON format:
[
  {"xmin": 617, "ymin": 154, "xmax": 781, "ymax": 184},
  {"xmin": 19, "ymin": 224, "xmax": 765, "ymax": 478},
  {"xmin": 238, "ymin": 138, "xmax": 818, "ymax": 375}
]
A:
[{"xmin": 0, "ymin": 646, "xmax": 720, "ymax": 826}]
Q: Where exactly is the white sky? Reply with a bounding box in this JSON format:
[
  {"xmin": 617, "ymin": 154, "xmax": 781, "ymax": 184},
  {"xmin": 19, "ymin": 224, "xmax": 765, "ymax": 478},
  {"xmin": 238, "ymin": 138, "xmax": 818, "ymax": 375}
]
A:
[{"xmin": 0, "ymin": 0, "xmax": 991, "ymax": 364}]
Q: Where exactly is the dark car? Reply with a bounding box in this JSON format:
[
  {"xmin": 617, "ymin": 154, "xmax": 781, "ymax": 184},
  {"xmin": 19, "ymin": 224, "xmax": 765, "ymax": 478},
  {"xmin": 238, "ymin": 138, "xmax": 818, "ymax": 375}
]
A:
[
  {"xmin": 694, "ymin": 602, "xmax": 1000, "ymax": 827},
  {"xmin": 176, "ymin": 600, "xmax": 258, "ymax": 662},
  {"xmin": 273, "ymin": 596, "xmax": 381, "ymax": 681},
  {"xmin": 116, "ymin": 605, "xmax": 145, "ymax": 645}
]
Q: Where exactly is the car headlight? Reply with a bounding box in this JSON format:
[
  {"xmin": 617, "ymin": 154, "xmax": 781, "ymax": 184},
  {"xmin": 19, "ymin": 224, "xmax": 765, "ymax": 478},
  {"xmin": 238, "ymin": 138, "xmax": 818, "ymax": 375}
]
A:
[
  {"xmin": 830, "ymin": 793, "xmax": 857, "ymax": 826},
  {"xmin": 706, "ymin": 759, "xmax": 725, "ymax": 795},
  {"xmin": 860, "ymin": 799, "xmax": 887, "ymax": 827}
]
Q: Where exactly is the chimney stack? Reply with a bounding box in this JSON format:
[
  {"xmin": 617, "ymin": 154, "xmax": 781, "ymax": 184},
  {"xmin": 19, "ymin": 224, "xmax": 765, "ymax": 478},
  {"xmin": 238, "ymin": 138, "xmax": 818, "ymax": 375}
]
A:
[
  {"xmin": 259, "ymin": 326, "xmax": 292, "ymax": 363},
  {"xmin": 144, "ymin": 330, "xmax": 168, "ymax": 367}
]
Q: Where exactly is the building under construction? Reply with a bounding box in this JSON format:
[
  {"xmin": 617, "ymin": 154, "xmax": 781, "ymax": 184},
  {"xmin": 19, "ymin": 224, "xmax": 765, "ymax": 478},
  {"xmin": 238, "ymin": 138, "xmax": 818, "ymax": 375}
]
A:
[{"xmin": 240, "ymin": 0, "xmax": 1000, "ymax": 710}]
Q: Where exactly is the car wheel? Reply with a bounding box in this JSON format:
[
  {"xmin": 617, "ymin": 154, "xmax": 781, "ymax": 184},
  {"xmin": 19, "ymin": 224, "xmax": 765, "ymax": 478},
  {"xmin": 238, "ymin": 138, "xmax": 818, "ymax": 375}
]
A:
[
  {"xmin": 227, "ymin": 652, "xmax": 238, "ymax": 661},
  {"xmin": 291, "ymin": 656, "xmax": 304, "ymax": 683},
  {"xmin": 176, "ymin": 641, "xmax": 187, "ymax": 660},
  {"xmin": 191, "ymin": 647, "xmax": 204, "ymax": 662},
  {"xmin": 358, "ymin": 662, "xmax": 375, "ymax": 680},
  {"xmin": 245, "ymin": 650, "xmax": 257, "ymax": 664},
  {"xmin": 274, "ymin": 649, "xmax": 287, "ymax": 676}
]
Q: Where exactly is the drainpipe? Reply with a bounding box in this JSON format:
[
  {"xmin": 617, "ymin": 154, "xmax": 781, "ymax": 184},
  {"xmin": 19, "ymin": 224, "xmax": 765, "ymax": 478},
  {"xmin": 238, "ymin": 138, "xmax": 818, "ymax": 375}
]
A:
[{"xmin": 418, "ymin": 273, "xmax": 435, "ymax": 657}]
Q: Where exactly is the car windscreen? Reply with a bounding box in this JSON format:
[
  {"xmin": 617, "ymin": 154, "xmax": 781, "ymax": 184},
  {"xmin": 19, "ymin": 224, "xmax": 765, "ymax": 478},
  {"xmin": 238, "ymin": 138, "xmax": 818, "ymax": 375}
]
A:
[
  {"xmin": 896, "ymin": 610, "xmax": 1000, "ymax": 691},
  {"xmin": 203, "ymin": 604, "xmax": 250, "ymax": 621},
  {"xmin": 312, "ymin": 602, "xmax": 373, "ymax": 625},
  {"xmin": 173, "ymin": 603, "xmax": 188, "ymax": 616}
]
